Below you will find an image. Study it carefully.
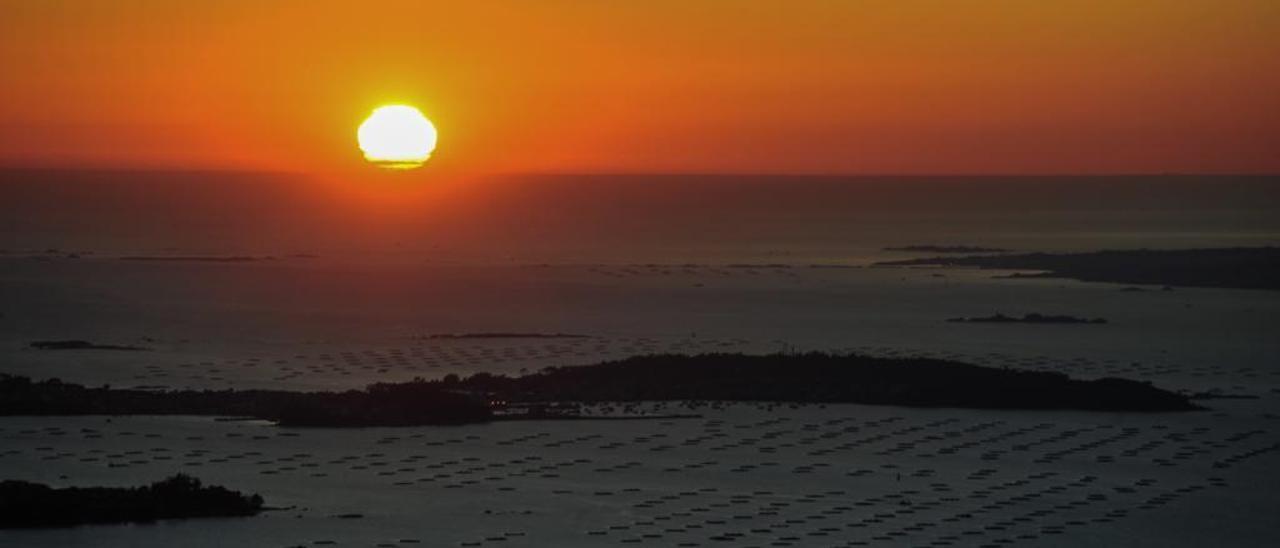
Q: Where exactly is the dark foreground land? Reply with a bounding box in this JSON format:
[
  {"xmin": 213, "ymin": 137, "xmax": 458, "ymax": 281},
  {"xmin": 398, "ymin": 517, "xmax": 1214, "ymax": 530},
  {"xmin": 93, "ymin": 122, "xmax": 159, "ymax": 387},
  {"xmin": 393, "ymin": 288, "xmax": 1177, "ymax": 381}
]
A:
[
  {"xmin": 0, "ymin": 353, "xmax": 1197, "ymax": 425},
  {"xmin": 0, "ymin": 475, "xmax": 263, "ymax": 528},
  {"xmin": 875, "ymin": 247, "xmax": 1280, "ymax": 290}
]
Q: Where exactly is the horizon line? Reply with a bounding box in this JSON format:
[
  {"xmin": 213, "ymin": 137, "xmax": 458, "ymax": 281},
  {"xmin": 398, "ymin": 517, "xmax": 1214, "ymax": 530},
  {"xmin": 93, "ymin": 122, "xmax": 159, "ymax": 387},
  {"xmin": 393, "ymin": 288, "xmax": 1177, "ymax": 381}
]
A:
[{"xmin": 1, "ymin": 164, "xmax": 1278, "ymax": 179}]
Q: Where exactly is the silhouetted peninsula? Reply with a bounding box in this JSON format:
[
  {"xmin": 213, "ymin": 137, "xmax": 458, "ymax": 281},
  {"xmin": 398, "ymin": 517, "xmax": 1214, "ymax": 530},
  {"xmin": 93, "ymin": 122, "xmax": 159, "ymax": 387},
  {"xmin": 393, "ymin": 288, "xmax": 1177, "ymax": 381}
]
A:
[
  {"xmin": 0, "ymin": 475, "xmax": 262, "ymax": 528},
  {"xmin": 30, "ymin": 340, "xmax": 150, "ymax": 351},
  {"xmin": 947, "ymin": 313, "xmax": 1107, "ymax": 324},
  {"xmin": 0, "ymin": 375, "xmax": 492, "ymax": 427},
  {"xmin": 452, "ymin": 353, "xmax": 1196, "ymax": 412},
  {"xmin": 875, "ymin": 247, "xmax": 1280, "ymax": 290},
  {"xmin": 423, "ymin": 332, "xmax": 591, "ymax": 340},
  {"xmin": 119, "ymin": 255, "xmax": 269, "ymax": 262},
  {"xmin": 884, "ymin": 245, "xmax": 1010, "ymax": 253},
  {"xmin": 726, "ymin": 263, "xmax": 792, "ymax": 269},
  {"xmin": 0, "ymin": 353, "xmax": 1198, "ymax": 423}
]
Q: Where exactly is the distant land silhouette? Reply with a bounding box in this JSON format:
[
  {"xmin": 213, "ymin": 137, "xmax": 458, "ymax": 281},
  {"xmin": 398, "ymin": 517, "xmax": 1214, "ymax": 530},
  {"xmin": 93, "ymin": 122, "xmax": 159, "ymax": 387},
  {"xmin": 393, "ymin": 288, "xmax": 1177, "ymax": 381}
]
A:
[
  {"xmin": 0, "ymin": 475, "xmax": 262, "ymax": 528},
  {"xmin": 0, "ymin": 374, "xmax": 491, "ymax": 427},
  {"xmin": 876, "ymin": 247, "xmax": 1280, "ymax": 290},
  {"xmin": 884, "ymin": 245, "xmax": 1010, "ymax": 253},
  {"xmin": 947, "ymin": 313, "xmax": 1107, "ymax": 325},
  {"xmin": 119, "ymin": 256, "xmax": 270, "ymax": 262},
  {"xmin": 421, "ymin": 333, "xmax": 591, "ymax": 340},
  {"xmin": 0, "ymin": 353, "xmax": 1197, "ymax": 424},
  {"xmin": 29, "ymin": 340, "xmax": 151, "ymax": 351},
  {"xmin": 453, "ymin": 353, "xmax": 1196, "ymax": 412}
]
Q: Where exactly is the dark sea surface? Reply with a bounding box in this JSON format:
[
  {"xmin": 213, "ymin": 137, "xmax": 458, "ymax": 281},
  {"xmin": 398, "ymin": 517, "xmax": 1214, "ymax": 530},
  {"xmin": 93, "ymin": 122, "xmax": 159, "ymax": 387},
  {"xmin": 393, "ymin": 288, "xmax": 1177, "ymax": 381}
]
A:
[
  {"xmin": 2, "ymin": 170, "xmax": 1278, "ymax": 547},
  {"xmin": 3, "ymin": 170, "xmax": 1278, "ymax": 264}
]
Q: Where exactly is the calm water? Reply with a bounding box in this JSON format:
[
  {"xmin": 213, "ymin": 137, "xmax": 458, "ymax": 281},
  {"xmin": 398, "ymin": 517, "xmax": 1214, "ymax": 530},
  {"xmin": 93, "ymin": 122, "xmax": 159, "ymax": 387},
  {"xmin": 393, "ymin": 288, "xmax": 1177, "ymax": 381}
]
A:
[{"xmin": 2, "ymin": 170, "xmax": 1279, "ymax": 264}]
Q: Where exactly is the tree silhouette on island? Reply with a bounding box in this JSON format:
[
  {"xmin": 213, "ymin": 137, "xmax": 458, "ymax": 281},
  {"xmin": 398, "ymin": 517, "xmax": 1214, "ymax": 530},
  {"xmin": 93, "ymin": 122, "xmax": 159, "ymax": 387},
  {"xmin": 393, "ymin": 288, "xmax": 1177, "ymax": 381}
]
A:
[{"xmin": 0, "ymin": 475, "xmax": 263, "ymax": 529}]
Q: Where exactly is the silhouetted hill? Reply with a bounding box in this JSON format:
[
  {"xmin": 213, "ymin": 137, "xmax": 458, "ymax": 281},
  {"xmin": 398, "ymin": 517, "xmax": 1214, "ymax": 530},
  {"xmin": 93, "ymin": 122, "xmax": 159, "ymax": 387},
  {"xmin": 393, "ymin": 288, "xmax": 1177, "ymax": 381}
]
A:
[
  {"xmin": 947, "ymin": 313, "xmax": 1107, "ymax": 324},
  {"xmin": 884, "ymin": 245, "xmax": 1010, "ymax": 253},
  {"xmin": 119, "ymin": 256, "xmax": 268, "ymax": 262},
  {"xmin": 0, "ymin": 353, "xmax": 1198, "ymax": 423},
  {"xmin": 30, "ymin": 340, "xmax": 150, "ymax": 351},
  {"xmin": 0, "ymin": 475, "xmax": 262, "ymax": 528},
  {"xmin": 453, "ymin": 353, "xmax": 1195, "ymax": 412},
  {"xmin": 422, "ymin": 333, "xmax": 590, "ymax": 340},
  {"xmin": 0, "ymin": 375, "xmax": 492, "ymax": 427},
  {"xmin": 875, "ymin": 247, "xmax": 1280, "ymax": 290}
]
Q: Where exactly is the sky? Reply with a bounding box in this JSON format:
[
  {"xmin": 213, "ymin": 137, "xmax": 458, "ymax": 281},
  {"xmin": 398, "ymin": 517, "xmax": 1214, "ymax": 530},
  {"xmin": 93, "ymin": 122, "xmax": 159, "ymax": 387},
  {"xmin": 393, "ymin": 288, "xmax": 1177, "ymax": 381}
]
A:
[{"xmin": 1, "ymin": 0, "xmax": 1278, "ymax": 175}]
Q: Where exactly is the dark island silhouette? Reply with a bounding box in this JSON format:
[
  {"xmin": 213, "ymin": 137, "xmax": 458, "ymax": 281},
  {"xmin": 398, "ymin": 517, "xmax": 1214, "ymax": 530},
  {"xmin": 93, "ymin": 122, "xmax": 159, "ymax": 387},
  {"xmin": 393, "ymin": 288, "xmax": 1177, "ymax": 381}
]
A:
[
  {"xmin": 0, "ymin": 374, "xmax": 492, "ymax": 427},
  {"xmin": 422, "ymin": 332, "xmax": 591, "ymax": 340},
  {"xmin": 947, "ymin": 313, "xmax": 1108, "ymax": 324},
  {"xmin": 119, "ymin": 255, "xmax": 271, "ymax": 262},
  {"xmin": 874, "ymin": 247, "xmax": 1280, "ymax": 290},
  {"xmin": 0, "ymin": 475, "xmax": 263, "ymax": 529},
  {"xmin": 726, "ymin": 263, "xmax": 793, "ymax": 269},
  {"xmin": 1, "ymin": 353, "xmax": 1197, "ymax": 423},
  {"xmin": 884, "ymin": 245, "xmax": 1010, "ymax": 253},
  {"xmin": 449, "ymin": 353, "xmax": 1195, "ymax": 412},
  {"xmin": 30, "ymin": 340, "xmax": 151, "ymax": 351}
]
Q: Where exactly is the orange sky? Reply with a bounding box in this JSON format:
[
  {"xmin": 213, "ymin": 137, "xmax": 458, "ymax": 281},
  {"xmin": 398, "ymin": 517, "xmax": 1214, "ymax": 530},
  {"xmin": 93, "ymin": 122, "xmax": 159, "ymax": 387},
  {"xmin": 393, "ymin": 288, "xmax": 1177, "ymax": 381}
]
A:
[{"xmin": 1, "ymin": 0, "xmax": 1278, "ymax": 175}]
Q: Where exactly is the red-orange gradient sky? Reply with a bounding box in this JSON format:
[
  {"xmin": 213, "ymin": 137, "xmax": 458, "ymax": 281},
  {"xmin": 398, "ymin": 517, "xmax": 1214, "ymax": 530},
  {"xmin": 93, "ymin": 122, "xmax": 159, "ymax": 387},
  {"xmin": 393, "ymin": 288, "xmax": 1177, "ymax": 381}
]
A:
[{"xmin": 1, "ymin": 0, "xmax": 1277, "ymax": 175}]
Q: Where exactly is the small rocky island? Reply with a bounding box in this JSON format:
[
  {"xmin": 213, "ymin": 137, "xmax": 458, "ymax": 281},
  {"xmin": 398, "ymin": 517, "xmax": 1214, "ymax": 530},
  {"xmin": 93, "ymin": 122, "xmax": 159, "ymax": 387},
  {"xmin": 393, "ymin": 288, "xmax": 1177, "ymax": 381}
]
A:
[
  {"xmin": 947, "ymin": 313, "xmax": 1108, "ymax": 325},
  {"xmin": 0, "ymin": 475, "xmax": 263, "ymax": 528}
]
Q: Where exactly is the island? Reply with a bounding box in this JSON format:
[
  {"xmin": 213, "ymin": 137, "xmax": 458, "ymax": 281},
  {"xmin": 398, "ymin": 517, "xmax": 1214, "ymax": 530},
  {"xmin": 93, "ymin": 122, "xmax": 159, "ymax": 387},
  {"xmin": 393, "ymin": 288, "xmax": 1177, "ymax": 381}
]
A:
[
  {"xmin": 883, "ymin": 245, "xmax": 1010, "ymax": 253},
  {"xmin": 873, "ymin": 247, "xmax": 1280, "ymax": 290},
  {"xmin": 946, "ymin": 313, "xmax": 1107, "ymax": 324},
  {"xmin": 450, "ymin": 353, "xmax": 1194, "ymax": 412},
  {"xmin": 30, "ymin": 340, "xmax": 151, "ymax": 351},
  {"xmin": 1, "ymin": 353, "xmax": 1198, "ymax": 422},
  {"xmin": 0, "ymin": 475, "xmax": 263, "ymax": 528},
  {"xmin": 421, "ymin": 332, "xmax": 591, "ymax": 340},
  {"xmin": 0, "ymin": 375, "xmax": 493, "ymax": 427},
  {"xmin": 119, "ymin": 256, "xmax": 270, "ymax": 262}
]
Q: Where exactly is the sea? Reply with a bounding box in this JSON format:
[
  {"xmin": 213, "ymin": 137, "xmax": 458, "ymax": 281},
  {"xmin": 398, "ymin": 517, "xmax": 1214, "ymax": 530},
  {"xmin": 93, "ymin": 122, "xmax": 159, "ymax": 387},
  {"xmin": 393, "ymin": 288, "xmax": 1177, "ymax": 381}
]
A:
[{"xmin": 1, "ymin": 170, "xmax": 1278, "ymax": 547}]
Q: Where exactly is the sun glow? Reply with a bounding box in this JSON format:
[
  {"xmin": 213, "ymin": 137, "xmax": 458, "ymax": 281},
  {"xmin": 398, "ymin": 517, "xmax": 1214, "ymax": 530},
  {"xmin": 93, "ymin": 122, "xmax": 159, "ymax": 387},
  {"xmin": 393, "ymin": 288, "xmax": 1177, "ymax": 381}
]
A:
[{"xmin": 357, "ymin": 105, "xmax": 438, "ymax": 169}]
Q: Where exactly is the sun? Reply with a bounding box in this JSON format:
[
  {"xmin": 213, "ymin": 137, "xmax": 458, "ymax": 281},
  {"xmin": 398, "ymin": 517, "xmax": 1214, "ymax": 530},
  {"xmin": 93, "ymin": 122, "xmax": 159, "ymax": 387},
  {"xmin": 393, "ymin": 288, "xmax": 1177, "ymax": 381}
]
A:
[{"xmin": 357, "ymin": 105, "xmax": 438, "ymax": 169}]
